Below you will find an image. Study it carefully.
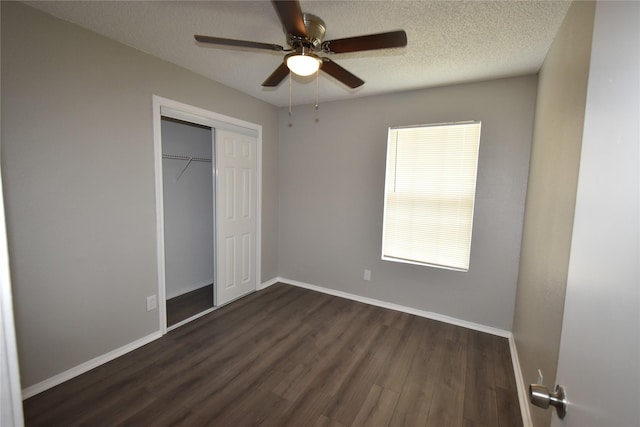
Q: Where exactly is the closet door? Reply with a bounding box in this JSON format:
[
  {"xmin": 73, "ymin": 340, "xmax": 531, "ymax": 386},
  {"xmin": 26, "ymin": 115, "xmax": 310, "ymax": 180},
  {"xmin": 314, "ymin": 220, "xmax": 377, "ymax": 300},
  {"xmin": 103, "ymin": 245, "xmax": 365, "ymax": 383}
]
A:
[{"xmin": 215, "ymin": 128, "xmax": 257, "ymax": 305}]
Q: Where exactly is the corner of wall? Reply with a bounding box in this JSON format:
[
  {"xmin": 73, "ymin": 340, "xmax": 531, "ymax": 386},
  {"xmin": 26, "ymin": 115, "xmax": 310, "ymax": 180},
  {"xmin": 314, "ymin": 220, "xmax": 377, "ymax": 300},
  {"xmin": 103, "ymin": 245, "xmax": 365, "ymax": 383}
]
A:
[{"xmin": 509, "ymin": 335, "xmax": 534, "ymax": 427}]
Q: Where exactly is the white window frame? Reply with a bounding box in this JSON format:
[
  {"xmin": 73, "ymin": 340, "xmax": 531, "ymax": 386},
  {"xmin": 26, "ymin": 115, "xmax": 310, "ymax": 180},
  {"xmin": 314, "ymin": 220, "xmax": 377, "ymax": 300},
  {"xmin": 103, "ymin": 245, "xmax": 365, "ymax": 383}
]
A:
[{"xmin": 381, "ymin": 121, "xmax": 481, "ymax": 272}]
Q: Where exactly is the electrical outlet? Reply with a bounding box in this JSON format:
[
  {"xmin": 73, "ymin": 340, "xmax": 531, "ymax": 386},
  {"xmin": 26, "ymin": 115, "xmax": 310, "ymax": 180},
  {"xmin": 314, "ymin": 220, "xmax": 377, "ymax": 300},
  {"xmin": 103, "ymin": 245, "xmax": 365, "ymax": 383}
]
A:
[
  {"xmin": 146, "ymin": 295, "xmax": 157, "ymax": 312},
  {"xmin": 363, "ymin": 269, "xmax": 371, "ymax": 281}
]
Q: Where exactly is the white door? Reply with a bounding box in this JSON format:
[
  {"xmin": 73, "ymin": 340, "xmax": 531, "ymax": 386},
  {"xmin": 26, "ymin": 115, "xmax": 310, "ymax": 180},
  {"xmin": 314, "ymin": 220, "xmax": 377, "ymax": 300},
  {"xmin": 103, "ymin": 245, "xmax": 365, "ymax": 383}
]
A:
[
  {"xmin": 215, "ymin": 128, "xmax": 258, "ymax": 306},
  {"xmin": 0, "ymin": 172, "xmax": 25, "ymax": 426},
  {"xmin": 550, "ymin": 2, "xmax": 639, "ymax": 426}
]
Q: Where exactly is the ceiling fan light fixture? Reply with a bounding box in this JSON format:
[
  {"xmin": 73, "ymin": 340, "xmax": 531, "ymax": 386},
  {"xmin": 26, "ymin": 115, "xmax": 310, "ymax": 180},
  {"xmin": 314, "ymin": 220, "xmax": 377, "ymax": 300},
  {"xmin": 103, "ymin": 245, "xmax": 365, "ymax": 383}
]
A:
[{"xmin": 286, "ymin": 49, "xmax": 321, "ymax": 76}]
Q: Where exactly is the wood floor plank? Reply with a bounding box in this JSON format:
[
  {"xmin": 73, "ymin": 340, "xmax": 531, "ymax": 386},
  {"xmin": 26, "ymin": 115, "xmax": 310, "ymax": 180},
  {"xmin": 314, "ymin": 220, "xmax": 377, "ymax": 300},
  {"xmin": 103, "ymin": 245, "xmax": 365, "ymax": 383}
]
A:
[
  {"xmin": 321, "ymin": 324, "xmax": 405, "ymax": 426},
  {"xmin": 463, "ymin": 331, "xmax": 499, "ymax": 426},
  {"xmin": 390, "ymin": 319, "xmax": 449, "ymax": 426},
  {"xmin": 314, "ymin": 414, "xmax": 345, "ymax": 427},
  {"xmin": 350, "ymin": 383, "xmax": 400, "ymax": 427},
  {"xmin": 204, "ymin": 387, "xmax": 292, "ymax": 426},
  {"xmin": 271, "ymin": 299, "xmax": 369, "ymax": 402},
  {"xmin": 65, "ymin": 384, "xmax": 155, "ymax": 427},
  {"xmin": 389, "ymin": 380, "xmax": 431, "ymax": 427},
  {"xmin": 400, "ymin": 317, "xmax": 446, "ymax": 392},
  {"xmin": 425, "ymin": 328, "xmax": 469, "ymax": 427},
  {"xmin": 268, "ymin": 306, "xmax": 387, "ymax": 426},
  {"xmin": 492, "ymin": 335, "xmax": 516, "ymax": 390},
  {"xmin": 190, "ymin": 321, "xmax": 313, "ymax": 421},
  {"xmin": 496, "ymin": 385, "xmax": 524, "ymax": 427},
  {"xmin": 273, "ymin": 389, "xmax": 336, "ymax": 427},
  {"xmin": 301, "ymin": 305, "xmax": 386, "ymax": 399},
  {"xmin": 375, "ymin": 315, "xmax": 423, "ymax": 393},
  {"xmin": 112, "ymin": 396, "xmax": 209, "ymax": 427},
  {"xmin": 491, "ymin": 335, "xmax": 523, "ymax": 427},
  {"xmin": 23, "ymin": 283, "xmax": 523, "ymax": 427}
]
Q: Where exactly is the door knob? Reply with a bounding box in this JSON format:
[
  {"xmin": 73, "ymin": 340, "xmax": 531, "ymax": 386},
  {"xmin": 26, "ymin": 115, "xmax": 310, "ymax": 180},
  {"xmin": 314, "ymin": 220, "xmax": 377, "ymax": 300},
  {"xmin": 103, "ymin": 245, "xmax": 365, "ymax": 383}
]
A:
[{"xmin": 529, "ymin": 384, "xmax": 567, "ymax": 419}]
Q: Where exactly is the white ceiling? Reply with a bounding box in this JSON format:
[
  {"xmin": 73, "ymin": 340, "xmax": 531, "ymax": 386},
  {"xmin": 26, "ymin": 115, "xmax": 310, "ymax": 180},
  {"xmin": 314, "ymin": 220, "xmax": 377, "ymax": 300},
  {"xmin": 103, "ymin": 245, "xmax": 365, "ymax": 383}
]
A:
[{"xmin": 25, "ymin": 0, "xmax": 571, "ymax": 107}]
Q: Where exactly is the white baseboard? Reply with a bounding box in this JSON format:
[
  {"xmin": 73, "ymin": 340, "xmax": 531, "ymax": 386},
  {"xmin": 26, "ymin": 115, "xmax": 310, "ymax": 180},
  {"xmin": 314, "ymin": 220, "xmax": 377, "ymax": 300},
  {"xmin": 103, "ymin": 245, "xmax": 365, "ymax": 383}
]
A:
[
  {"xmin": 278, "ymin": 277, "xmax": 511, "ymax": 338},
  {"xmin": 257, "ymin": 277, "xmax": 280, "ymax": 290},
  {"xmin": 509, "ymin": 335, "xmax": 533, "ymax": 427},
  {"xmin": 21, "ymin": 331, "xmax": 162, "ymax": 400}
]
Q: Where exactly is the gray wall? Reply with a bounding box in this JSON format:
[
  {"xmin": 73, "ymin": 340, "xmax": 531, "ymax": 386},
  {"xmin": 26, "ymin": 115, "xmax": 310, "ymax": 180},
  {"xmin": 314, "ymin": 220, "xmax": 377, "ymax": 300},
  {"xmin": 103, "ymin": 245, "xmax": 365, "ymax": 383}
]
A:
[
  {"xmin": 511, "ymin": 2, "xmax": 595, "ymax": 426},
  {"xmin": 1, "ymin": 2, "xmax": 278, "ymax": 388},
  {"xmin": 161, "ymin": 119, "xmax": 213, "ymax": 300},
  {"xmin": 278, "ymin": 76, "xmax": 537, "ymax": 331}
]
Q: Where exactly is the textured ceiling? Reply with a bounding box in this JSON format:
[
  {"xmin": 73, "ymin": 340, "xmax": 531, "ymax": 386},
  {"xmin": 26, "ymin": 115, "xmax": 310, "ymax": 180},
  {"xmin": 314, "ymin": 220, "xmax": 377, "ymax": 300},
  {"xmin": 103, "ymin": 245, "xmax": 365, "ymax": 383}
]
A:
[{"xmin": 25, "ymin": 0, "xmax": 571, "ymax": 107}]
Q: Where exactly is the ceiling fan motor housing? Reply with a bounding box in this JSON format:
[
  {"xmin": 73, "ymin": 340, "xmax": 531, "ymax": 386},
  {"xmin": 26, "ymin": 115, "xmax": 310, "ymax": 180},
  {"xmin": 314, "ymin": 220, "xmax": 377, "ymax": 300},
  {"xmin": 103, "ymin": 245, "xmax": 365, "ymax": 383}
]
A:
[{"xmin": 288, "ymin": 13, "xmax": 325, "ymax": 49}]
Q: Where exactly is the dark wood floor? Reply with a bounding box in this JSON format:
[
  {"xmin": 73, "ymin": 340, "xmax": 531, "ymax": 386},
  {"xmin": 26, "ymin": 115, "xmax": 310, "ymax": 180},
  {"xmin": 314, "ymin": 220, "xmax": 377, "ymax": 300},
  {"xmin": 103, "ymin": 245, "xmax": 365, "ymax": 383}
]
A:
[
  {"xmin": 23, "ymin": 283, "xmax": 523, "ymax": 427},
  {"xmin": 166, "ymin": 284, "xmax": 214, "ymax": 326}
]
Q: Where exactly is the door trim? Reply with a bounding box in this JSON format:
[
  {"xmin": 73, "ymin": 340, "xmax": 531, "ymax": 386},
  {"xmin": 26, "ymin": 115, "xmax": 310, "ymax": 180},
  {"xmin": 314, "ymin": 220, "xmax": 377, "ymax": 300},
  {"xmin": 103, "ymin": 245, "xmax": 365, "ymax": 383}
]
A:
[{"xmin": 152, "ymin": 95, "xmax": 262, "ymax": 334}]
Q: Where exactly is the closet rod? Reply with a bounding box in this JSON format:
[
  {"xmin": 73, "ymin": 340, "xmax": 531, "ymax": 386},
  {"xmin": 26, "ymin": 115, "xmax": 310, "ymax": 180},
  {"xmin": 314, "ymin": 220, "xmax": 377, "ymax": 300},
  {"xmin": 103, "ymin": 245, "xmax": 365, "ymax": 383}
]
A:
[
  {"xmin": 162, "ymin": 154, "xmax": 212, "ymax": 162},
  {"xmin": 162, "ymin": 154, "xmax": 212, "ymax": 181}
]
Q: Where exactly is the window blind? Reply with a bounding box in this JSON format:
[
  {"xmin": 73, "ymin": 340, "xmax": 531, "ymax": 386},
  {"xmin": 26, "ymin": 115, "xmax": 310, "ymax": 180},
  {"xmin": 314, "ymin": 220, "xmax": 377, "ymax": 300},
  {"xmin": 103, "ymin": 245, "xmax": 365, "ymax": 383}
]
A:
[{"xmin": 381, "ymin": 121, "xmax": 481, "ymax": 271}]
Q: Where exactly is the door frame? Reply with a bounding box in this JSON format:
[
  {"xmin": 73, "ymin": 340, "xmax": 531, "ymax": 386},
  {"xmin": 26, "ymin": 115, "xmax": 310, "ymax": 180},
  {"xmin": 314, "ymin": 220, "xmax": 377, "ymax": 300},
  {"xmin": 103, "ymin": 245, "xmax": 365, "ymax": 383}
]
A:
[{"xmin": 152, "ymin": 95, "xmax": 262, "ymax": 334}]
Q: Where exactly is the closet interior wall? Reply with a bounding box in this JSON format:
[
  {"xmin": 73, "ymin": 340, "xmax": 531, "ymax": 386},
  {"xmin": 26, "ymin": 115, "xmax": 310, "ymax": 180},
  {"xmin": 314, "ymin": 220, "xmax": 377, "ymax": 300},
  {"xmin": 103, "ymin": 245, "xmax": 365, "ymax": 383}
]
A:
[{"xmin": 161, "ymin": 117, "xmax": 214, "ymax": 300}]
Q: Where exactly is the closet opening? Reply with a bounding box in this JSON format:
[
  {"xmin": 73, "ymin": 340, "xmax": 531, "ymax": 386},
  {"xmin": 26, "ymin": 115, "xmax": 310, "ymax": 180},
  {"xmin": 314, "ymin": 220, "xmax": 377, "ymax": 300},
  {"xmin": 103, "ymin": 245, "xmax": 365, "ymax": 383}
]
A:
[{"xmin": 161, "ymin": 117, "xmax": 214, "ymax": 327}]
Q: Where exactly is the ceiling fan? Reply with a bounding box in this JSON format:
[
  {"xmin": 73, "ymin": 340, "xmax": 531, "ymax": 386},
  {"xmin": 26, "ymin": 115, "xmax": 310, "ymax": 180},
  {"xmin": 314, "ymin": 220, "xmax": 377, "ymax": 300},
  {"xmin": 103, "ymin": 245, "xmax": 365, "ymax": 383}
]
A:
[{"xmin": 194, "ymin": 0, "xmax": 407, "ymax": 89}]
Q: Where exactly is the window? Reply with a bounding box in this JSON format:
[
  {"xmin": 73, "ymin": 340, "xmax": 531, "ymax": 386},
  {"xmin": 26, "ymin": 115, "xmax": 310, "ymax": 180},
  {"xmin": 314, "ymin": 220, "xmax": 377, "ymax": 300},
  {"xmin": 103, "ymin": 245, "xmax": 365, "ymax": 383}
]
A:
[{"xmin": 381, "ymin": 121, "xmax": 481, "ymax": 271}]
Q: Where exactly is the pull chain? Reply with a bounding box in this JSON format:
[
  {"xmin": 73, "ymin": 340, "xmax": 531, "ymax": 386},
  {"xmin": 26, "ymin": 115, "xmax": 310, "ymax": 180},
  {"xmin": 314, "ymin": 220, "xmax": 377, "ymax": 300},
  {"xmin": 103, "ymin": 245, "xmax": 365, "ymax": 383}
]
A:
[
  {"xmin": 288, "ymin": 70, "xmax": 293, "ymax": 117},
  {"xmin": 315, "ymin": 68, "xmax": 319, "ymax": 110},
  {"xmin": 314, "ymin": 68, "xmax": 320, "ymax": 122}
]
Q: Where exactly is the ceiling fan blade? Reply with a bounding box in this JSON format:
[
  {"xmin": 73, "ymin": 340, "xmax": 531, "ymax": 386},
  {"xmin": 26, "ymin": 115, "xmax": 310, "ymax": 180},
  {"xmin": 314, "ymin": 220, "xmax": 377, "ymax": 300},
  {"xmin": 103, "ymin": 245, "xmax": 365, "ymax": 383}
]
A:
[
  {"xmin": 195, "ymin": 35, "xmax": 284, "ymax": 52},
  {"xmin": 262, "ymin": 62, "xmax": 290, "ymax": 87},
  {"xmin": 324, "ymin": 30, "xmax": 407, "ymax": 53},
  {"xmin": 321, "ymin": 59, "xmax": 364, "ymax": 89},
  {"xmin": 272, "ymin": 0, "xmax": 307, "ymax": 38}
]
